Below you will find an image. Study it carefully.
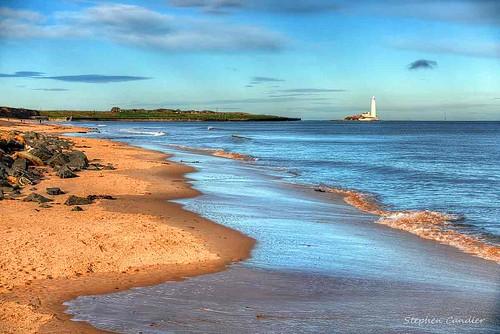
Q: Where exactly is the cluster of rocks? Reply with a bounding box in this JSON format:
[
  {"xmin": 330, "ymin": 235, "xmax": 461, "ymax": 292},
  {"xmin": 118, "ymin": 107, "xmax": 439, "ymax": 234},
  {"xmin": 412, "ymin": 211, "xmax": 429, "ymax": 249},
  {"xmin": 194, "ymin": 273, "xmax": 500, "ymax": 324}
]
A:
[
  {"xmin": 0, "ymin": 130, "xmax": 89, "ymax": 200},
  {"xmin": 21, "ymin": 188, "xmax": 116, "ymax": 211},
  {"xmin": 1, "ymin": 130, "xmax": 118, "ymax": 210}
]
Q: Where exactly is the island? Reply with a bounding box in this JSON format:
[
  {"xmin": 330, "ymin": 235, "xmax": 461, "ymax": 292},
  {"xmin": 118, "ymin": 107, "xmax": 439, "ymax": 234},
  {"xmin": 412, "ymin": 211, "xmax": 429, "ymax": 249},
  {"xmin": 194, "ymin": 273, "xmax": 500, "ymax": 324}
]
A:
[{"xmin": 0, "ymin": 106, "xmax": 300, "ymax": 122}]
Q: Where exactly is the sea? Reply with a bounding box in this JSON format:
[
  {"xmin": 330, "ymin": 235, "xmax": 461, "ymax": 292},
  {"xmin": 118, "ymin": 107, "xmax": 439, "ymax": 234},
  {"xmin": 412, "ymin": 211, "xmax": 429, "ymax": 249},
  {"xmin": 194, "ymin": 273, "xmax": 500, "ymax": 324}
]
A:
[{"xmin": 64, "ymin": 121, "xmax": 499, "ymax": 333}]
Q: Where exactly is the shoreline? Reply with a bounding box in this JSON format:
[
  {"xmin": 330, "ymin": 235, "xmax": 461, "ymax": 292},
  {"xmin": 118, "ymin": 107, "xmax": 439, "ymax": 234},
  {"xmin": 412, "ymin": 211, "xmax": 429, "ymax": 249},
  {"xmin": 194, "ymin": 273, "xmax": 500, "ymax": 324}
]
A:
[
  {"xmin": 155, "ymin": 139, "xmax": 500, "ymax": 264},
  {"xmin": 0, "ymin": 119, "xmax": 255, "ymax": 333}
]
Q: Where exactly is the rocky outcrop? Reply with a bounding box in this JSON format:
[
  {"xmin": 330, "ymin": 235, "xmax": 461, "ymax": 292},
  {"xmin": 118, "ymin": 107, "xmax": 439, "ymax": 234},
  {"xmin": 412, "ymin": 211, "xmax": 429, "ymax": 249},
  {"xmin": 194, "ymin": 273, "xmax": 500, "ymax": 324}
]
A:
[
  {"xmin": 0, "ymin": 130, "xmax": 90, "ymax": 199},
  {"xmin": 0, "ymin": 107, "xmax": 40, "ymax": 119}
]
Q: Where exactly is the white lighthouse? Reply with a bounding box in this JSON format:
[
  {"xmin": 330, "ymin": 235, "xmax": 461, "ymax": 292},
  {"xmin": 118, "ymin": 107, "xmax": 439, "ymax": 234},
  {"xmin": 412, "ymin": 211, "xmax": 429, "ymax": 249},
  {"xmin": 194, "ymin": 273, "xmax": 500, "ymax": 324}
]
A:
[
  {"xmin": 358, "ymin": 96, "xmax": 379, "ymax": 121},
  {"xmin": 370, "ymin": 96, "xmax": 377, "ymax": 118}
]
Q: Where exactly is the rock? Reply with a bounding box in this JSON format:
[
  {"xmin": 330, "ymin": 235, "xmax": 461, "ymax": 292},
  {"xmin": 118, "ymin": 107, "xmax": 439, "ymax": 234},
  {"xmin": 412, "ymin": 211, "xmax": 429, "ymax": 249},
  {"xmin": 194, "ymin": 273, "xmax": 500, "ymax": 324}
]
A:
[
  {"xmin": 71, "ymin": 206, "xmax": 84, "ymax": 211},
  {"xmin": 47, "ymin": 153, "xmax": 70, "ymax": 168},
  {"xmin": 39, "ymin": 203, "xmax": 52, "ymax": 208},
  {"xmin": 57, "ymin": 165, "xmax": 77, "ymax": 179},
  {"xmin": 11, "ymin": 158, "xmax": 27, "ymax": 174},
  {"xmin": 65, "ymin": 195, "xmax": 93, "ymax": 206},
  {"xmin": 66, "ymin": 151, "xmax": 88, "ymax": 170},
  {"xmin": 12, "ymin": 151, "xmax": 44, "ymax": 166},
  {"xmin": 46, "ymin": 187, "xmax": 64, "ymax": 196},
  {"xmin": 29, "ymin": 145, "xmax": 54, "ymax": 162},
  {"xmin": 0, "ymin": 189, "xmax": 3, "ymax": 200},
  {"xmin": 23, "ymin": 193, "xmax": 53, "ymax": 203},
  {"xmin": 87, "ymin": 194, "xmax": 116, "ymax": 201}
]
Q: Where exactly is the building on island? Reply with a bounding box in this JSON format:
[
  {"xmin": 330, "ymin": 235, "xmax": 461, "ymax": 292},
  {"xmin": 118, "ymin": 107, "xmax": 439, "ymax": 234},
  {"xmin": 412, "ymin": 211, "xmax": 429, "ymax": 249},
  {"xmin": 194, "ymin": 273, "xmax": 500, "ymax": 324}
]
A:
[{"xmin": 344, "ymin": 96, "xmax": 379, "ymax": 121}]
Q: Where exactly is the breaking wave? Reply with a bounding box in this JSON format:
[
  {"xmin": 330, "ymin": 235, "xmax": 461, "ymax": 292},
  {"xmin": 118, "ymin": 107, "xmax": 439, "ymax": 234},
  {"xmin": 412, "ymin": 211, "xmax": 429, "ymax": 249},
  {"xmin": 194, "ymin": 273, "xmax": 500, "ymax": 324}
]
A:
[
  {"xmin": 167, "ymin": 144, "xmax": 256, "ymax": 161},
  {"xmin": 314, "ymin": 185, "xmax": 500, "ymax": 263},
  {"xmin": 119, "ymin": 128, "xmax": 167, "ymax": 137}
]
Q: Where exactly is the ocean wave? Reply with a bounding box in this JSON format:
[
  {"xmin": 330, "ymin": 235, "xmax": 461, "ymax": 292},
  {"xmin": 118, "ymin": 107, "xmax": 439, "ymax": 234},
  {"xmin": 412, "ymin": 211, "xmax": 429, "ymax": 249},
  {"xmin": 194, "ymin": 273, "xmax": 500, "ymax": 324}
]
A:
[
  {"xmin": 118, "ymin": 128, "xmax": 167, "ymax": 137},
  {"xmin": 167, "ymin": 144, "xmax": 256, "ymax": 161},
  {"xmin": 314, "ymin": 185, "xmax": 500, "ymax": 263}
]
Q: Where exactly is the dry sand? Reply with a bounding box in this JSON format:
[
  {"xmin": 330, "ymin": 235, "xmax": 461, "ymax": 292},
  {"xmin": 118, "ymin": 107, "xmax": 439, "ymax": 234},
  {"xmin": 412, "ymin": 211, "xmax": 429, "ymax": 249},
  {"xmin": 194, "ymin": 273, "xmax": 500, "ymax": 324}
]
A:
[{"xmin": 0, "ymin": 119, "xmax": 254, "ymax": 333}]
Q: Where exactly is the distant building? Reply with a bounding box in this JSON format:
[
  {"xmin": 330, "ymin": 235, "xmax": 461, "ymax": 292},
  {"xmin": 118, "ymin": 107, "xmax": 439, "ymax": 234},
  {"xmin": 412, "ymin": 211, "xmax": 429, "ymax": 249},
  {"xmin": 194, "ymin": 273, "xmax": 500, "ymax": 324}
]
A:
[{"xmin": 344, "ymin": 96, "xmax": 379, "ymax": 121}]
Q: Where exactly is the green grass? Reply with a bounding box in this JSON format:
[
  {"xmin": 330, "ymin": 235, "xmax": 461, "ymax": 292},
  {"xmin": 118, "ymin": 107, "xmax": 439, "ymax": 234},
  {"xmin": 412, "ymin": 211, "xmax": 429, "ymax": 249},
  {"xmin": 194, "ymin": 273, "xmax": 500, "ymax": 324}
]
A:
[{"xmin": 39, "ymin": 109, "xmax": 300, "ymax": 122}]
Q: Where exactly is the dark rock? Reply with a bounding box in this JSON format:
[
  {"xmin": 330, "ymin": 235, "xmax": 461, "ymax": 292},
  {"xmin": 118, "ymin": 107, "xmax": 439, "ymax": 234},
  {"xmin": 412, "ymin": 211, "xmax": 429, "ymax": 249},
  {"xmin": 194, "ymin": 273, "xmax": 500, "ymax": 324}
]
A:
[
  {"xmin": 0, "ymin": 189, "xmax": 3, "ymax": 200},
  {"xmin": 46, "ymin": 187, "xmax": 64, "ymax": 196},
  {"xmin": 88, "ymin": 194, "xmax": 116, "ymax": 201},
  {"xmin": 23, "ymin": 193, "xmax": 53, "ymax": 203},
  {"xmin": 10, "ymin": 158, "xmax": 28, "ymax": 175},
  {"xmin": 39, "ymin": 203, "xmax": 52, "ymax": 208},
  {"xmin": 65, "ymin": 195, "xmax": 93, "ymax": 206},
  {"xmin": 71, "ymin": 206, "xmax": 84, "ymax": 211},
  {"xmin": 66, "ymin": 151, "xmax": 88, "ymax": 170},
  {"xmin": 57, "ymin": 165, "xmax": 77, "ymax": 179},
  {"xmin": 29, "ymin": 145, "xmax": 54, "ymax": 162},
  {"xmin": 47, "ymin": 153, "xmax": 70, "ymax": 168}
]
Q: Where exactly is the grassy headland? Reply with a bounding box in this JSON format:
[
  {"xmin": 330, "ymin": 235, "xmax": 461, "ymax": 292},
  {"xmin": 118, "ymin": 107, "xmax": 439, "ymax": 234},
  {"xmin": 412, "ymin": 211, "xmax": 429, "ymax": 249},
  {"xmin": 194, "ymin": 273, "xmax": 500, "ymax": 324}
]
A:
[{"xmin": 39, "ymin": 108, "xmax": 300, "ymax": 122}]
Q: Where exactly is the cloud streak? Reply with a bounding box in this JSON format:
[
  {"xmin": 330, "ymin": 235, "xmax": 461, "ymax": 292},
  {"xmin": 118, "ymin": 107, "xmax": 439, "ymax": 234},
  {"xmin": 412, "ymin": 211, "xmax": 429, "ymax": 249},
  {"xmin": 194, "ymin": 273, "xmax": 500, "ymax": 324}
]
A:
[
  {"xmin": 168, "ymin": 0, "xmax": 341, "ymax": 14},
  {"xmin": 0, "ymin": 4, "xmax": 287, "ymax": 52},
  {"xmin": 0, "ymin": 71, "xmax": 45, "ymax": 77},
  {"xmin": 407, "ymin": 59, "xmax": 438, "ymax": 70},
  {"xmin": 39, "ymin": 74, "xmax": 151, "ymax": 83},
  {"xmin": 0, "ymin": 71, "xmax": 151, "ymax": 84},
  {"xmin": 32, "ymin": 88, "xmax": 69, "ymax": 91},
  {"xmin": 250, "ymin": 76, "xmax": 285, "ymax": 85}
]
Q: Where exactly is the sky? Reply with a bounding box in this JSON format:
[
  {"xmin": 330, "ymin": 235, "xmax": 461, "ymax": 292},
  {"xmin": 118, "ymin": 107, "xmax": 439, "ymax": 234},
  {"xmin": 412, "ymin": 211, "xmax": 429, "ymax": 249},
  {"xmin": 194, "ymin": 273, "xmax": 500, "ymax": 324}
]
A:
[{"xmin": 0, "ymin": 0, "xmax": 499, "ymax": 120}]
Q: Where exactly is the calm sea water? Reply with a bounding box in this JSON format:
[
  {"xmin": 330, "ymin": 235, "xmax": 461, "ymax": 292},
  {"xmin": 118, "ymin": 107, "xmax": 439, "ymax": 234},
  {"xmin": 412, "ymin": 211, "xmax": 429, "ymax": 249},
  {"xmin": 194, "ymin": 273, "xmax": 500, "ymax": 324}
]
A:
[
  {"xmin": 77, "ymin": 121, "xmax": 500, "ymax": 243},
  {"xmin": 65, "ymin": 120, "xmax": 500, "ymax": 333}
]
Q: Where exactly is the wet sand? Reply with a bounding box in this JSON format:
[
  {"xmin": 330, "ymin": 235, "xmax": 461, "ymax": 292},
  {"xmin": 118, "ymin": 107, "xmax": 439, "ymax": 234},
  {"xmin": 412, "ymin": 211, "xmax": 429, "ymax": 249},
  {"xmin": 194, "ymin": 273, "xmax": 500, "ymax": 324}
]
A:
[{"xmin": 0, "ymin": 119, "xmax": 254, "ymax": 333}]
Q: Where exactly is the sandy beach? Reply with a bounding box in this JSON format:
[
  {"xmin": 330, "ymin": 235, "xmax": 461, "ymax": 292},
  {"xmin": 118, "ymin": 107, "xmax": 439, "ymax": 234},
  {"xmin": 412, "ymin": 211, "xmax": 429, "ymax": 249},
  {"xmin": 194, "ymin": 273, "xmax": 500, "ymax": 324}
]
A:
[{"xmin": 0, "ymin": 119, "xmax": 254, "ymax": 333}]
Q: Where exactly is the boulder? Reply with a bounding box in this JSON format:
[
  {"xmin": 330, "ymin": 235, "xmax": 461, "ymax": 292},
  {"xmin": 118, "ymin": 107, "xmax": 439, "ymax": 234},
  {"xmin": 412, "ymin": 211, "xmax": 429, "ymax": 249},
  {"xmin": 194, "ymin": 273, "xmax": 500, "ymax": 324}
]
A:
[
  {"xmin": 66, "ymin": 150, "xmax": 88, "ymax": 170},
  {"xmin": 29, "ymin": 145, "xmax": 54, "ymax": 162},
  {"xmin": 57, "ymin": 165, "xmax": 77, "ymax": 179},
  {"xmin": 23, "ymin": 193, "xmax": 53, "ymax": 203},
  {"xmin": 46, "ymin": 187, "xmax": 64, "ymax": 196},
  {"xmin": 71, "ymin": 206, "xmax": 84, "ymax": 211},
  {"xmin": 47, "ymin": 153, "xmax": 70, "ymax": 168},
  {"xmin": 65, "ymin": 195, "xmax": 93, "ymax": 206},
  {"xmin": 10, "ymin": 158, "xmax": 27, "ymax": 176}
]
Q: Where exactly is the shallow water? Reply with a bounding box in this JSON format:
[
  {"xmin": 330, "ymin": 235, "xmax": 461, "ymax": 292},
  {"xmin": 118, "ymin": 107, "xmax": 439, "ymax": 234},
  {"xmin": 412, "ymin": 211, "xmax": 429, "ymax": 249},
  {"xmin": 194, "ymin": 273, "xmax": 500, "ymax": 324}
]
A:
[
  {"xmin": 64, "ymin": 129, "xmax": 500, "ymax": 333},
  {"xmin": 75, "ymin": 121, "xmax": 500, "ymax": 243}
]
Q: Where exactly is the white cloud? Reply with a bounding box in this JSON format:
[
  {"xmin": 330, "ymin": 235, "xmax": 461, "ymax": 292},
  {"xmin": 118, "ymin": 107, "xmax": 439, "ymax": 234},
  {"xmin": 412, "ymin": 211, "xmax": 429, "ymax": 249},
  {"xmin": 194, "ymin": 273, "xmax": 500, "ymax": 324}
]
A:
[{"xmin": 0, "ymin": 4, "xmax": 287, "ymax": 52}]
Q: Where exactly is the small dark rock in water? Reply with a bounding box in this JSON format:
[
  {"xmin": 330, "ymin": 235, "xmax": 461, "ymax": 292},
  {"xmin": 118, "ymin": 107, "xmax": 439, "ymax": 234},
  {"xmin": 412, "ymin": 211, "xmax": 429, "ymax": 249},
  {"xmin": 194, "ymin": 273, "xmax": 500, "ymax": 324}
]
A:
[
  {"xmin": 65, "ymin": 195, "xmax": 94, "ymax": 206},
  {"xmin": 71, "ymin": 206, "xmax": 84, "ymax": 211},
  {"xmin": 57, "ymin": 165, "xmax": 77, "ymax": 179},
  {"xmin": 24, "ymin": 193, "xmax": 53, "ymax": 203},
  {"xmin": 46, "ymin": 187, "xmax": 64, "ymax": 195},
  {"xmin": 314, "ymin": 188, "xmax": 326, "ymax": 193}
]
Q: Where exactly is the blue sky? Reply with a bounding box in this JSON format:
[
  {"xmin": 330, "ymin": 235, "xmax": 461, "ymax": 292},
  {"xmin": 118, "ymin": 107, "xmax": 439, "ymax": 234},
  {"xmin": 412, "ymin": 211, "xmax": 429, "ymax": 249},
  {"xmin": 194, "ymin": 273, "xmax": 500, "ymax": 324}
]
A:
[{"xmin": 0, "ymin": 0, "xmax": 499, "ymax": 120}]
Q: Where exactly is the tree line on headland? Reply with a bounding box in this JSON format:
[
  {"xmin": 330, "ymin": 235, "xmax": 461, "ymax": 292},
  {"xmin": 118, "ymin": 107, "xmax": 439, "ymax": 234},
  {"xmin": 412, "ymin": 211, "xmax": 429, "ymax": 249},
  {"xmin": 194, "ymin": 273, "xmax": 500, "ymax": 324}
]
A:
[{"xmin": 0, "ymin": 106, "xmax": 300, "ymax": 122}]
